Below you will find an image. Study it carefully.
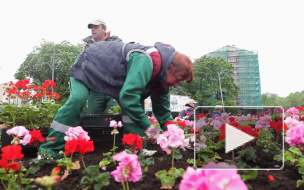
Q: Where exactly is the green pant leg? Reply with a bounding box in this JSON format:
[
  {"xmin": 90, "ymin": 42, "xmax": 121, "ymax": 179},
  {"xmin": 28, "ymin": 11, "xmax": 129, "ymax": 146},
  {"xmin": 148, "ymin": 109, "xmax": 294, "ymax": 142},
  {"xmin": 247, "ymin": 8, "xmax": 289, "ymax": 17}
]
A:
[
  {"xmin": 39, "ymin": 77, "xmax": 90, "ymax": 157},
  {"xmin": 39, "ymin": 128, "xmax": 66, "ymax": 158},
  {"xmin": 54, "ymin": 77, "xmax": 90, "ymax": 126},
  {"xmin": 87, "ymin": 91, "xmax": 112, "ymax": 114}
]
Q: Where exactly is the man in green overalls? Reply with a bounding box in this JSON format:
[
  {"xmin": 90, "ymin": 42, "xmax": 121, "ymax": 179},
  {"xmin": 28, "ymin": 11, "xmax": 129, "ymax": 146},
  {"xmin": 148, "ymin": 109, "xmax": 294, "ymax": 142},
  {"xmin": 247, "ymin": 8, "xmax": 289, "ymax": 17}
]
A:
[{"xmin": 83, "ymin": 19, "xmax": 122, "ymax": 114}]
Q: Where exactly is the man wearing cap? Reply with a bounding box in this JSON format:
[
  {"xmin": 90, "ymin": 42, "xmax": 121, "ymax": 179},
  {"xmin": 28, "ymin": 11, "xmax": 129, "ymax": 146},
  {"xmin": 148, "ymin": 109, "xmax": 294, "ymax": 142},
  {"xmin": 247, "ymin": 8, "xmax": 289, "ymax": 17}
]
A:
[
  {"xmin": 179, "ymin": 99, "xmax": 197, "ymax": 120},
  {"xmin": 211, "ymin": 105, "xmax": 222, "ymax": 119},
  {"xmin": 83, "ymin": 19, "xmax": 122, "ymax": 114},
  {"xmin": 39, "ymin": 40, "xmax": 194, "ymax": 158}
]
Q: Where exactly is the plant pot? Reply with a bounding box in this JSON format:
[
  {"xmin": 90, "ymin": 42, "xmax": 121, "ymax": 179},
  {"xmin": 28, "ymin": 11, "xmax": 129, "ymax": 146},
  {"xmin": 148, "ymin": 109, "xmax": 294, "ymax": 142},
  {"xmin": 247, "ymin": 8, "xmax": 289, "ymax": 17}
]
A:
[{"xmin": 81, "ymin": 114, "xmax": 123, "ymax": 141}]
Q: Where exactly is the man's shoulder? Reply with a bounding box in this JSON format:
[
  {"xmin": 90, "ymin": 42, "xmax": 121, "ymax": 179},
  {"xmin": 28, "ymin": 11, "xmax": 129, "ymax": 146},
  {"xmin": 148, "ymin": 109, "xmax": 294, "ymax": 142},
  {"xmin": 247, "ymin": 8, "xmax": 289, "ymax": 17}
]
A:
[
  {"xmin": 106, "ymin": 35, "xmax": 122, "ymax": 42},
  {"xmin": 83, "ymin": 36, "xmax": 92, "ymax": 44}
]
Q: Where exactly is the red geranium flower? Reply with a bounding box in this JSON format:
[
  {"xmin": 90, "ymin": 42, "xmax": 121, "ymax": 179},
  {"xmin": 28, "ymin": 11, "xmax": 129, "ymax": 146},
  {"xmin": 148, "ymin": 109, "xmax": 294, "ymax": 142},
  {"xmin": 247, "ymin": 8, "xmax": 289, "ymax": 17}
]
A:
[
  {"xmin": 1, "ymin": 145, "xmax": 24, "ymax": 160},
  {"xmin": 122, "ymin": 133, "xmax": 143, "ymax": 152},
  {"xmin": 165, "ymin": 120, "xmax": 176, "ymax": 127},
  {"xmin": 29, "ymin": 129, "xmax": 45, "ymax": 145},
  {"xmin": 268, "ymin": 175, "xmax": 274, "ymax": 181},
  {"xmin": 195, "ymin": 113, "xmax": 208, "ymax": 119},
  {"xmin": 177, "ymin": 120, "xmax": 187, "ymax": 128},
  {"xmin": 64, "ymin": 139, "xmax": 94, "ymax": 156},
  {"xmin": 270, "ymin": 121, "xmax": 288, "ymax": 132},
  {"xmin": 240, "ymin": 126, "xmax": 259, "ymax": 138}
]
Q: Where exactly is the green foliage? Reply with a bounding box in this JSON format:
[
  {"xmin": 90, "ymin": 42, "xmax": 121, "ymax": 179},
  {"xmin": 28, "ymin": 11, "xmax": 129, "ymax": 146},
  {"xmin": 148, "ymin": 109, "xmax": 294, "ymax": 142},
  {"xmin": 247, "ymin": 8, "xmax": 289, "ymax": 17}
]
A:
[
  {"xmin": 0, "ymin": 103, "xmax": 61, "ymax": 129},
  {"xmin": 256, "ymin": 128, "xmax": 281, "ymax": 156},
  {"xmin": 106, "ymin": 105, "xmax": 122, "ymax": 115},
  {"xmin": 155, "ymin": 167, "xmax": 185, "ymax": 189},
  {"xmin": 137, "ymin": 151, "xmax": 155, "ymax": 180},
  {"xmin": 236, "ymin": 147, "xmax": 257, "ymax": 163},
  {"xmin": 195, "ymin": 131, "xmax": 224, "ymax": 167},
  {"xmin": 14, "ymin": 40, "xmax": 83, "ymax": 105},
  {"xmin": 240, "ymin": 170, "xmax": 258, "ymax": 181},
  {"xmin": 262, "ymin": 92, "xmax": 304, "ymax": 109},
  {"xmin": 0, "ymin": 167, "xmax": 35, "ymax": 189},
  {"xmin": 275, "ymin": 147, "xmax": 304, "ymax": 187},
  {"xmin": 80, "ymin": 165, "xmax": 110, "ymax": 190},
  {"xmin": 27, "ymin": 150, "xmax": 55, "ymax": 175},
  {"xmin": 170, "ymin": 55, "xmax": 239, "ymax": 106}
]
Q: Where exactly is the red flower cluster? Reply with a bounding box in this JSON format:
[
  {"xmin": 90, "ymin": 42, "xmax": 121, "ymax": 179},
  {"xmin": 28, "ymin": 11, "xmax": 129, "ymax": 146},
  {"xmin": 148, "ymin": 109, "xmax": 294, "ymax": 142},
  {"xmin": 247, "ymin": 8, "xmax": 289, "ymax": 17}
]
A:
[
  {"xmin": 190, "ymin": 128, "xmax": 200, "ymax": 134},
  {"xmin": 3, "ymin": 79, "xmax": 61, "ymax": 102},
  {"xmin": 64, "ymin": 139, "xmax": 94, "ymax": 156},
  {"xmin": 122, "ymin": 133, "xmax": 143, "ymax": 151},
  {"xmin": 29, "ymin": 129, "xmax": 45, "ymax": 145},
  {"xmin": 219, "ymin": 122, "xmax": 258, "ymax": 141},
  {"xmin": 177, "ymin": 120, "xmax": 187, "ymax": 128},
  {"xmin": 0, "ymin": 145, "xmax": 24, "ymax": 171},
  {"xmin": 165, "ymin": 120, "xmax": 176, "ymax": 127},
  {"xmin": 42, "ymin": 79, "xmax": 57, "ymax": 90},
  {"xmin": 269, "ymin": 121, "xmax": 289, "ymax": 132},
  {"xmin": 195, "ymin": 113, "xmax": 209, "ymax": 119}
]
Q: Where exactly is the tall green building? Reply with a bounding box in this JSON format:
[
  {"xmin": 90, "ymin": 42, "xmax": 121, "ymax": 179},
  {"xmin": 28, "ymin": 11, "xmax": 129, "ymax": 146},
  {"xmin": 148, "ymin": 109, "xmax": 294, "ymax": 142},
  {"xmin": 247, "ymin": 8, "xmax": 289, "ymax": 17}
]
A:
[{"xmin": 207, "ymin": 45, "xmax": 262, "ymax": 106}]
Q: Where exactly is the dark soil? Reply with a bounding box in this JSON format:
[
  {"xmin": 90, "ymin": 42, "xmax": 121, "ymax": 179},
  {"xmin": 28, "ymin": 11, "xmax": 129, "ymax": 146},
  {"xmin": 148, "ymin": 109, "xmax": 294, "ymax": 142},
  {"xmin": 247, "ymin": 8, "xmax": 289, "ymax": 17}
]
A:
[{"xmin": 2, "ymin": 140, "xmax": 304, "ymax": 190}]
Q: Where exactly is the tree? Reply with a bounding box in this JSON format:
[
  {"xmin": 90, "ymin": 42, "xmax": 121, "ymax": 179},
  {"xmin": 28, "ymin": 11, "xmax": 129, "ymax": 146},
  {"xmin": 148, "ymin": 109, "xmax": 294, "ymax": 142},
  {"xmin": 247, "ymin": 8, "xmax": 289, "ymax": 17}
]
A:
[
  {"xmin": 170, "ymin": 55, "xmax": 239, "ymax": 106},
  {"xmin": 285, "ymin": 92, "xmax": 304, "ymax": 108},
  {"xmin": 14, "ymin": 40, "xmax": 84, "ymax": 104}
]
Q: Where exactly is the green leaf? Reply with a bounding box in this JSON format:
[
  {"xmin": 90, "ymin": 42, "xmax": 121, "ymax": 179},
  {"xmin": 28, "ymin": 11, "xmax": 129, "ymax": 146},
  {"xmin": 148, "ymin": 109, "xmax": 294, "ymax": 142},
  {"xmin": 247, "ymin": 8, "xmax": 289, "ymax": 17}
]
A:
[
  {"xmin": 161, "ymin": 176, "xmax": 174, "ymax": 185},
  {"xmin": 241, "ymin": 170, "xmax": 258, "ymax": 181},
  {"xmin": 290, "ymin": 147, "xmax": 303, "ymax": 156}
]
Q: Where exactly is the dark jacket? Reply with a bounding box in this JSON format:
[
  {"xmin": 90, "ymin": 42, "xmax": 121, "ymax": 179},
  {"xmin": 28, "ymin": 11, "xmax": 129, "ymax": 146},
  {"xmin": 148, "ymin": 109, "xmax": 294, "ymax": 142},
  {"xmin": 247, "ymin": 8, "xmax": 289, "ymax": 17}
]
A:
[
  {"xmin": 68, "ymin": 41, "xmax": 177, "ymax": 99},
  {"xmin": 211, "ymin": 111, "xmax": 221, "ymax": 119},
  {"xmin": 179, "ymin": 106, "xmax": 194, "ymax": 120},
  {"xmin": 82, "ymin": 35, "xmax": 122, "ymax": 49}
]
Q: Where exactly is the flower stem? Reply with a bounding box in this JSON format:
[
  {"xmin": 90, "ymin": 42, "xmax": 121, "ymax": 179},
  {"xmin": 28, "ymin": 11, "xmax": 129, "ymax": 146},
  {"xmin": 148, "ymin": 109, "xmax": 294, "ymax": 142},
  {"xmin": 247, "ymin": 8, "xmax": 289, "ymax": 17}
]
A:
[
  {"xmin": 81, "ymin": 154, "xmax": 86, "ymax": 169},
  {"xmin": 276, "ymin": 132, "xmax": 280, "ymax": 143},
  {"xmin": 232, "ymin": 149, "xmax": 235, "ymax": 163},
  {"xmin": 17, "ymin": 170, "xmax": 23, "ymax": 190},
  {"xmin": 127, "ymin": 181, "xmax": 129, "ymax": 190},
  {"xmin": 1, "ymin": 179, "xmax": 7, "ymax": 190},
  {"xmin": 121, "ymin": 174, "xmax": 126, "ymax": 190},
  {"xmin": 113, "ymin": 133, "xmax": 116, "ymax": 156},
  {"xmin": 171, "ymin": 148, "xmax": 175, "ymax": 169}
]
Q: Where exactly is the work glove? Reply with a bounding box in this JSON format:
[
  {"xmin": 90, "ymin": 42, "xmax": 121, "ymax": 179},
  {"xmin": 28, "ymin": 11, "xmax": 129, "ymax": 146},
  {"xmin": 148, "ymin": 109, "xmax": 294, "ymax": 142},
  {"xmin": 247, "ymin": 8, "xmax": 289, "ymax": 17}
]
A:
[{"xmin": 145, "ymin": 125, "xmax": 160, "ymax": 144}]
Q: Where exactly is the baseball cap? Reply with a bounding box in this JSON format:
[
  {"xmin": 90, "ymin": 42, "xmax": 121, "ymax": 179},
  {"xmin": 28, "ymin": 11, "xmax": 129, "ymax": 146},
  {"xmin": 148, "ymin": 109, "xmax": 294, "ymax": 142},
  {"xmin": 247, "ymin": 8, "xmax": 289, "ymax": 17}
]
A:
[
  {"xmin": 215, "ymin": 105, "xmax": 222, "ymax": 110},
  {"xmin": 88, "ymin": 19, "xmax": 106, "ymax": 29},
  {"xmin": 186, "ymin": 99, "xmax": 197, "ymax": 105}
]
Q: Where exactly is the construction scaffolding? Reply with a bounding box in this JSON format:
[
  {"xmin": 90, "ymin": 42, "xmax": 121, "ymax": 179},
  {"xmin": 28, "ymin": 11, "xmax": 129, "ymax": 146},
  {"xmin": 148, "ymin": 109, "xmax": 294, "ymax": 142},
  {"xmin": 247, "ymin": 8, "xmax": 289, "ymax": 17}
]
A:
[{"xmin": 207, "ymin": 45, "xmax": 262, "ymax": 107}]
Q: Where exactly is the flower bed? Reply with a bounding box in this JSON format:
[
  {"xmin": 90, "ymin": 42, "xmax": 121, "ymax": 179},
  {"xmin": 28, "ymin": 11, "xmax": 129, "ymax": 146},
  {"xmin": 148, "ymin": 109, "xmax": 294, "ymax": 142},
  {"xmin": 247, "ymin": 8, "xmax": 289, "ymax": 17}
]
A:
[{"xmin": 1, "ymin": 107, "xmax": 304, "ymax": 190}]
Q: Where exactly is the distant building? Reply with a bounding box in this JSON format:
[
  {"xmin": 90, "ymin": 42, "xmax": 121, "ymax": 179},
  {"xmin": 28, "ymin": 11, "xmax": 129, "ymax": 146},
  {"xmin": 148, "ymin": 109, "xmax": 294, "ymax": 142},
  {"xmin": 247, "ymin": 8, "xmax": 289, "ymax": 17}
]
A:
[{"xmin": 206, "ymin": 45, "xmax": 262, "ymax": 107}]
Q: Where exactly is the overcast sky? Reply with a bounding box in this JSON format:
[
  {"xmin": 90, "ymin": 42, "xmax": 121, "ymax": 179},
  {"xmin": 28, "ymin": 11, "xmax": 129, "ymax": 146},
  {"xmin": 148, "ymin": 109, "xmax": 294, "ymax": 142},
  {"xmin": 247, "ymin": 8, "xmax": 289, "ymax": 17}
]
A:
[{"xmin": 0, "ymin": 0, "xmax": 303, "ymax": 98}]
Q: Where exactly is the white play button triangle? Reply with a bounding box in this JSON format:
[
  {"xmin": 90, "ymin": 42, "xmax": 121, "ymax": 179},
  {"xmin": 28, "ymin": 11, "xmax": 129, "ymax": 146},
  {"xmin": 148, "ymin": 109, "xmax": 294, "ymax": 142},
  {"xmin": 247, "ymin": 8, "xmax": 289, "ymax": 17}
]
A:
[{"xmin": 225, "ymin": 123, "xmax": 255, "ymax": 153}]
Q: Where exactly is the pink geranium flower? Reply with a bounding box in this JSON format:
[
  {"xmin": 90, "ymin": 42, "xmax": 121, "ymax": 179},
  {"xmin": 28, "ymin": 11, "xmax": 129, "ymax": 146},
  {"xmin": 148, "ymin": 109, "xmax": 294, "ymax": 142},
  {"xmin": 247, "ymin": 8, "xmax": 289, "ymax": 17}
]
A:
[
  {"xmin": 111, "ymin": 151, "xmax": 142, "ymax": 182},
  {"xmin": 286, "ymin": 123, "xmax": 304, "ymax": 147},
  {"xmin": 157, "ymin": 124, "xmax": 189, "ymax": 154},
  {"xmin": 6, "ymin": 126, "xmax": 31, "ymax": 145},
  {"xmin": 64, "ymin": 126, "xmax": 90, "ymax": 141},
  {"xmin": 180, "ymin": 162, "xmax": 248, "ymax": 190},
  {"xmin": 110, "ymin": 120, "xmax": 123, "ymax": 128}
]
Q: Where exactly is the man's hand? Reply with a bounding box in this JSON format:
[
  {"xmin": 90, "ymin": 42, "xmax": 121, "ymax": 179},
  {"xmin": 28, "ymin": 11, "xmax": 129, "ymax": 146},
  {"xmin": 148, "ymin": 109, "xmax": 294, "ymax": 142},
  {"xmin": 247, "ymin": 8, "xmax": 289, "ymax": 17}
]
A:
[{"xmin": 145, "ymin": 125, "xmax": 160, "ymax": 143}]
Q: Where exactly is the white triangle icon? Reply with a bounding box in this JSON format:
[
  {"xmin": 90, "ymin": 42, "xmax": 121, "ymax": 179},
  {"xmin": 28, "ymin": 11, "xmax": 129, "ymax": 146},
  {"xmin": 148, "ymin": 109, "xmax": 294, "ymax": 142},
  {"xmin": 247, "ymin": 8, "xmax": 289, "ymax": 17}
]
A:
[{"xmin": 225, "ymin": 123, "xmax": 255, "ymax": 153}]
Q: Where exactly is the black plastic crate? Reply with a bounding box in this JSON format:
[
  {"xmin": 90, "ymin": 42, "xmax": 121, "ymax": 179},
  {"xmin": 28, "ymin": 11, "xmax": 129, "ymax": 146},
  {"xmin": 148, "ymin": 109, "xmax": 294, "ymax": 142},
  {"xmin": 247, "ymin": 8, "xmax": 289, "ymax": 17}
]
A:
[{"xmin": 81, "ymin": 114, "xmax": 123, "ymax": 141}]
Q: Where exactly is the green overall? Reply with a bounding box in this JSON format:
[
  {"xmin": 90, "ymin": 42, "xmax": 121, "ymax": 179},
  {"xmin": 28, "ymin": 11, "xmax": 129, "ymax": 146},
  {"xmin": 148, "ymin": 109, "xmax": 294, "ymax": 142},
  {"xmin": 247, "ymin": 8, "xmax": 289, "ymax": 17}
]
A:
[{"xmin": 39, "ymin": 52, "xmax": 171, "ymax": 158}]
